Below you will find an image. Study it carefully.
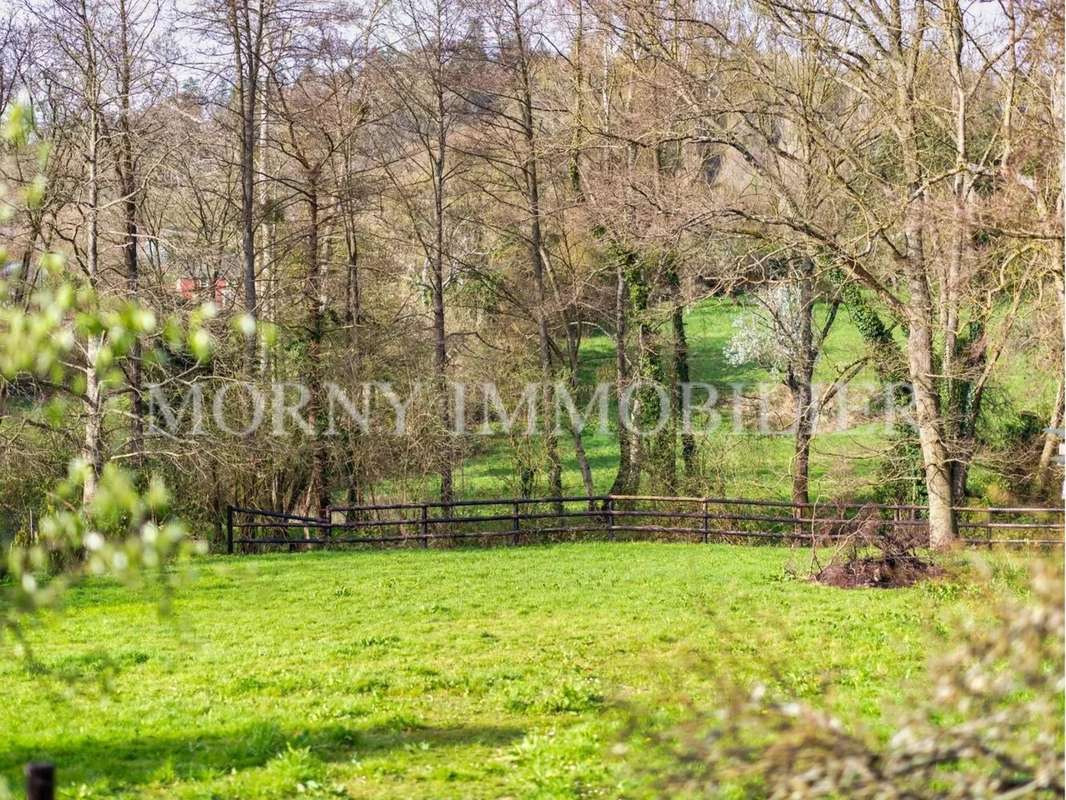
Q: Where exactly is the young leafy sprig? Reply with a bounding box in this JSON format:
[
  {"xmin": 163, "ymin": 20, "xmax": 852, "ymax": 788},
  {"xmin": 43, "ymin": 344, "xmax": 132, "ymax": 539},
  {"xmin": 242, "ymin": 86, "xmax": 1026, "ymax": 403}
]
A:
[{"xmin": 0, "ymin": 104, "xmax": 214, "ymax": 652}]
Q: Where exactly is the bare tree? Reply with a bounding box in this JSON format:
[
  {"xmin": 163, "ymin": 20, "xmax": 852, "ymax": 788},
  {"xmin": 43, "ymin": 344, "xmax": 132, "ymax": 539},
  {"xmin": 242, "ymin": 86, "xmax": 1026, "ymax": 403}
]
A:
[
  {"xmin": 31, "ymin": 0, "xmax": 111, "ymax": 502},
  {"xmin": 375, "ymin": 0, "xmax": 480, "ymax": 504},
  {"xmin": 608, "ymin": 0, "xmax": 1061, "ymax": 546}
]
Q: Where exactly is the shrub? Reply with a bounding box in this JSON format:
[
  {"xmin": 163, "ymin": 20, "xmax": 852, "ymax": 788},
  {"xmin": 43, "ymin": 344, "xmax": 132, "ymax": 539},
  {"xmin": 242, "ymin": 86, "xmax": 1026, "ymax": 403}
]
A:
[{"xmin": 628, "ymin": 562, "xmax": 1064, "ymax": 798}]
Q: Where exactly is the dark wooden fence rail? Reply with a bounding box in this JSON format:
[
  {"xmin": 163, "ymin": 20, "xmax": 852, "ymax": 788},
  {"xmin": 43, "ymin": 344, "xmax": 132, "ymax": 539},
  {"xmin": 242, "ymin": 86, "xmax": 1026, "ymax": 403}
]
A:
[{"xmin": 225, "ymin": 495, "xmax": 1065, "ymax": 553}]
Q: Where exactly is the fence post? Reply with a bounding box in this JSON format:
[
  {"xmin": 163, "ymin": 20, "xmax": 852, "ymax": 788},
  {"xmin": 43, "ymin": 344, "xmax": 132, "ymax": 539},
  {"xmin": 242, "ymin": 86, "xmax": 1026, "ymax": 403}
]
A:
[
  {"xmin": 606, "ymin": 497, "xmax": 615, "ymax": 541},
  {"xmin": 420, "ymin": 504, "xmax": 429, "ymax": 548},
  {"xmin": 702, "ymin": 498, "xmax": 709, "ymax": 544},
  {"xmin": 323, "ymin": 505, "xmax": 332, "ymax": 542},
  {"xmin": 226, "ymin": 505, "xmax": 234, "ymax": 555},
  {"xmin": 26, "ymin": 762, "xmax": 54, "ymax": 800},
  {"xmin": 512, "ymin": 501, "xmax": 521, "ymax": 546}
]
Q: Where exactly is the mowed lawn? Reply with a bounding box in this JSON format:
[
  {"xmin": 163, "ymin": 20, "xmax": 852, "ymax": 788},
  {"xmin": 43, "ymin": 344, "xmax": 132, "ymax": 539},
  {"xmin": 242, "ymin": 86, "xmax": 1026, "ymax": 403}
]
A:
[{"xmin": 0, "ymin": 543, "xmax": 1028, "ymax": 799}]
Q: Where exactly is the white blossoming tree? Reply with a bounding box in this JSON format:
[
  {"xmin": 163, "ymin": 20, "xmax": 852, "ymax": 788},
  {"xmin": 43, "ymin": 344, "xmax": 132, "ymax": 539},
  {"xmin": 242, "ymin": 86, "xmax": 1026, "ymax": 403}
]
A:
[{"xmin": 725, "ymin": 272, "xmax": 842, "ymax": 505}]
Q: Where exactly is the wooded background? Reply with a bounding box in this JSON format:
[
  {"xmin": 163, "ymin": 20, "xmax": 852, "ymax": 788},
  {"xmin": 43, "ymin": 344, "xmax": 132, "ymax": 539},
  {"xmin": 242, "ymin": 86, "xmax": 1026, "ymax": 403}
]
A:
[{"xmin": 0, "ymin": 0, "xmax": 1062, "ymax": 550}]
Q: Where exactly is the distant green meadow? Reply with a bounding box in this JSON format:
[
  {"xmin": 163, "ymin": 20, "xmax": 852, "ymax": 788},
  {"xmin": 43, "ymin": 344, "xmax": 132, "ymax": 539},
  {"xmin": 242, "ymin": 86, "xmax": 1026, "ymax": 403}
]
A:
[
  {"xmin": 401, "ymin": 297, "xmax": 1050, "ymax": 504},
  {"xmin": 0, "ymin": 544, "xmax": 1033, "ymax": 799}
]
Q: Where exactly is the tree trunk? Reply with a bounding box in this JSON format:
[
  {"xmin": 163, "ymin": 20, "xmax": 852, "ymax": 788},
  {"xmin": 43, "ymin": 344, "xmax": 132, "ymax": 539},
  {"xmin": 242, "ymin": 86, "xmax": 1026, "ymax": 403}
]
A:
[
  {"xmin": 607, "ymin": 254, "xmax": 634, "ymax": 498},
  {"xmin": 82, "ymin": 104, "xmax": 103, "ymax": 505},
  {"xmin": 512, "ymin": 6, "xmax": 562, "ymax": 509},
  {"xmin": 83, "ymin": 333, "xmax": 104, "ymax": 506},
  {"xmin": 344, "ymin": 219, "xmax": 362, "ymax": 504},
  {"xmin": 906, "ymin": 270, "xmax": 958, "ymax": 549},
  {"xmin": 896, "ymin": 50, "xmax": 958, "ymax": 549},
  {"xmin": 258, "ymin": 97, "xmax": 275, "ymax": 377},
  {"xmin": 227, "ymin": 0, "xmax": 261, "ymax": 369},
  {"xmin": 564, "ymin": 321, "xmax": 595, "ymax": 505},
  {"xmin": 626, "ymin": 254, "xmax": 663, "ymax": 489},
  {"xmin": 942, "ymin": 0, "xmax": 975, "ymax": 497},
  {"xmin": 116, "ymin": 4, "xmax": 143, "ymax": 464},
  {"xmin": 1034, "ymin": 380, "xmax": 1064, "ymax": 494},
  {"xmin": 792, "ymin": 386, "xmax": 813, "ymax": 508},
  {"xmin": 305, "ymin": 175, "xmax": 329, "ymax": 519},
  {"xmin": 567, "ymin": 0, "xmax": 585, "ymax": 200},
  {"xmin": 1035, "ymin": 267, "xmax": 1065, "ymax": 496},
  {"xmin": 669, "ymin": 267, "xmax": 695, "ymax": 477},
  {"xmin": 790, "ymin": 261, "xmax": 816, "ymax": 507},
  {"xmin": 240, "ymin": 82, "xmax": 258, "ymax": 367},
  {"xmin": 345, "ymin": 234, "xmax": 360, "ymax": 347},
  {"xmin": 432, "ymin": 100, "xmax": 452, "ymax": 505},
  {"xmin": 942, "ymin": 0, "xmax": 966, "ymax": 389}
]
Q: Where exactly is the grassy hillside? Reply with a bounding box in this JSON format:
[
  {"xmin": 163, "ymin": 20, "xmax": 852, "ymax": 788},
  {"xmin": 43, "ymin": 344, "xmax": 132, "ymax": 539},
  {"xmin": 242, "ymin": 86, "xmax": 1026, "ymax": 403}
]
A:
[
  {"xmin": 443, "ymin": 299, "xmax": 901, "ymax": 502},
  {"xmin": 434, "ymin": 297, "xmax": 1056, "ymax": 504},
  {"xmin": 0, "ymin": 545, "xmax": 1030, "ymax": 799}
]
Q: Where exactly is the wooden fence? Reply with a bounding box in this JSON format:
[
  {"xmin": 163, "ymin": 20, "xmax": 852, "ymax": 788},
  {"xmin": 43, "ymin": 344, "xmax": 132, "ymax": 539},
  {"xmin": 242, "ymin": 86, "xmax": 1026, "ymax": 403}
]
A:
[{"xmin": 225, "ymin": 495, "xmax": 1064, "ymax": 553}]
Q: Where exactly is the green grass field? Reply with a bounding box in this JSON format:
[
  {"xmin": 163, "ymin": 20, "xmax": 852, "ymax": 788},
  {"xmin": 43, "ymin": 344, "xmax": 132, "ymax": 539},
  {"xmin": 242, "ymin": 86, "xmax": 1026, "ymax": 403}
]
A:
[{"xmin": 0, "ymin": 543, "xmax": 1031, "ymax": 799}]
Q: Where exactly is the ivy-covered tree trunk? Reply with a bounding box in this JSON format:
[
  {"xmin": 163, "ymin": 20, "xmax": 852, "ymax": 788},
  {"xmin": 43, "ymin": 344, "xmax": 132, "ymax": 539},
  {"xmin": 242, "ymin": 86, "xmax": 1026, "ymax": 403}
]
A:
[
  {"xmin": 607, "ymin": 252, "xmax": 636, "ymax": 497},
  {"xmin": 625, "ymin": 253, "xmax": 669, "ymax": 491},
  {"xmin": 945, "ymin": 322, "xmax": 986, "ymax": 499},
  {"xmin": 670, "ymin": 271, "xmax": 696, "ymax": 478},
  {"xmin": 305, "ymin": 174, "xmax": 330, "ymax": 520},
  {"xmin": 838, "ymin": 278, "xmax": 925, "ymax": 504}
]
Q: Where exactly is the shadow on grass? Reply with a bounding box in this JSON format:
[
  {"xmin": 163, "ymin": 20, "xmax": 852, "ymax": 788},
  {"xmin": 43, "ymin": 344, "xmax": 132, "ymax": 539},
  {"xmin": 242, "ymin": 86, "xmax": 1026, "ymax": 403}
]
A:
[{"xmin": 1, "ymin": 719, "xmax": 524, "ymax": 791}]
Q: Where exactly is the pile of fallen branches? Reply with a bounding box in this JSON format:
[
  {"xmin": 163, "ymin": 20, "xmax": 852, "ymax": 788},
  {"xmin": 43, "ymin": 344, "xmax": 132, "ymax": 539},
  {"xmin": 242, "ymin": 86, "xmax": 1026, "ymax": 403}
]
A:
[{"xmin": 806, "ymin": 504, "xmax": 940, "ymax": 588}]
